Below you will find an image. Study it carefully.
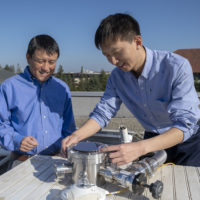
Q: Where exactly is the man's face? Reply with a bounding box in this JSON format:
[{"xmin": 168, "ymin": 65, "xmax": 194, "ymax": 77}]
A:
[
  {"xmin": 26, "ymin": 49, "xmax": 58, "ymax": 82},
  {"xmin": 101, "ymin": 36, "xmax": 143, "ymax": 73}
]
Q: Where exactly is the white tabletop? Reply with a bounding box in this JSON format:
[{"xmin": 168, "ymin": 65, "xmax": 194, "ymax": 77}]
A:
[{"xmin": 0, "ymin": 155, "xmax": 200, "ymax": 200}]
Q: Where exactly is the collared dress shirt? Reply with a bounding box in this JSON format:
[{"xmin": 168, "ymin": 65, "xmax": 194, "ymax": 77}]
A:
[
  {"xmin": 90, "ymin": 47, "xmax": 200, "ymax": 141},
  {"xmin": 0, "ymin": 66, "xmax": 76, "ymax": 155}
]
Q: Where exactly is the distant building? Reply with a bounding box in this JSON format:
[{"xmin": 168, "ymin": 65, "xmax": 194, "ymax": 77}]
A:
[
  {"xmin": 174, "ymin": 49, "xmax": 200, "ymax": 73},
  {"xmin": 63, "ymin": 71, "xmax": 110, "ymax": 79},
  {"xmin": 83, "ymin": 69, "xmax": 95, "ymax": 74},
  {"xmin": 0, "ymin": 69, "xmax": 15, "ymax": 84}
]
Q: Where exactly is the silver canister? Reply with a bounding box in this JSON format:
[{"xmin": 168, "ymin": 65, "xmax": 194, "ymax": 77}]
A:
[{"xmin": 68, "ymin": 141, "xmax": 106, "ymax": 186}]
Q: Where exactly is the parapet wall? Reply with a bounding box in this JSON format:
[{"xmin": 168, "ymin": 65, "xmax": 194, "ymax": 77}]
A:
[
  {"xmin": 71, "ymin": 91, "xmax": 132, "ymax": 117},
  {"xmin": 71, "ymin": 91, "xmax": 143, "ymax": 133}
]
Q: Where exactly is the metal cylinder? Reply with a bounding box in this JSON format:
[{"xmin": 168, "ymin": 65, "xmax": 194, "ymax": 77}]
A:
[
  {"xmin": 54, "ymin": 161, "xmax": 73, "ymax": 180},
  {"xmin": 68, "ymin": 141, "xmax": 106, "ymax": 186},
  {"xmin": 134, "ymin": 150, "xmax": 167, "ymax": 175},
  {"xmin": 70, "ymin": 152, "xmax": 105, "ymax": 185},
  {"xmin": 99, "ymin": 167, "xmax": 135, "ymax": 191},
  {"xmin": 98, "ymin": 150, "xmax": 167, "ymax": 192}
]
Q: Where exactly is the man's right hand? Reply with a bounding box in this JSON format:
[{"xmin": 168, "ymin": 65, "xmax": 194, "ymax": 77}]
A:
[
  {"xmin": 61, "ymin": 134, "xmax": 79, "ymax": 153},
  {"xmin": 20, "ymin": 136, "xmax": 38, "ymax": 152},
  {"xmin": 61, "ymin": 119, "xmax": 101, "ymax": 153}
]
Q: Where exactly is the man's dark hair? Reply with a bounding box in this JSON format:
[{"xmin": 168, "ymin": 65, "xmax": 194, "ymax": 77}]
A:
[
  {"xmin": 26, "ymin": 34, "xmax": 60, "ymax": 58},
  {"xmin": 95, "ymin": 13, "xmax": 141, "ymax": 49}
]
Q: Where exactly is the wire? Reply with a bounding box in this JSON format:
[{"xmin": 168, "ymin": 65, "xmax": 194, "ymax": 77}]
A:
[
  {"xmin": 157, "ymin": 162, "xmax": 175, "ymax": 170},
  {"xmin": 106, "ymin": 188, "xmax": 129, "ymax": 195}
]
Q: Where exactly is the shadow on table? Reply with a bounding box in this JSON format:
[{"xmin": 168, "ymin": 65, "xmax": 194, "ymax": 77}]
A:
[
  {"xmin": 46, "ymin": 189, "xmax": 62, "ymax": 200},
  {"xmin": 30, "ymin": 155, "xmax": 71, "ymax": 185}
]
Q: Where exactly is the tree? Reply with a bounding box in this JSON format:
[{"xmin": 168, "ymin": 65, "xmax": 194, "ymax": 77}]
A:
[
  {"xmin": 80, "ymin": 66, "xmax": 84, "ymax": 74},
  {"xmin": 76, "ymin": 66, "xmax": 90, "ymax": 91},
  {"xmin": 16, "ymin": 64, "xmax": 22, "ymax": 74},
  {"xmin": 87, "ymin": 75, "xmax": 100, "ymax": 91},
  {"xmin": 10, "ymin": 65, "xmax": 15, "ymax": 73},
  {"xmin": 4, "ymin": 64, "xmax": 15, "ymax": 73},
  {"xmin": 4, "ymin": 64, "xmax": 10, "ymax": 71},
  {"xmin": 194, "ymin": 80, "xmax": 200, "ymax": 92},
  {"xmin": 99, "ymin": 70, "xmax": 109, "ymax": 91},
  {"xmin": 56, "ymin": 64, "xmax": 65, "ymax": 81},
  {"xmin": 66, "ymin": 74, "xmax": 76, "ymax": 91}
]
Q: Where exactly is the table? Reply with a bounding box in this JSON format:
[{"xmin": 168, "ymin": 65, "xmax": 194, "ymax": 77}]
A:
[{"xmin": 0, "ymin": 155, "xmax": 200, "ymax": 200}]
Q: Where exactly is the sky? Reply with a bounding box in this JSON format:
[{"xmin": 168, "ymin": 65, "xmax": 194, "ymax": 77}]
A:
[{"xmin": 0, "ymin": 0, "xmax": 200, "ymax": 73}]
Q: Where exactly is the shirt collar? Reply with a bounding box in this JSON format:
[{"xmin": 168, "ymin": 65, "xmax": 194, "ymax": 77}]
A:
[
  {"xmin": 140, "ymin": 46, "xmax": 153, "ymax": 79},
  {"xmin": 24, "ymin": 66, "xmax": 33, "ymax": 81},
  {"xmin": 24, "ymin": 66, "xmax": 52, "ymax": 85}
]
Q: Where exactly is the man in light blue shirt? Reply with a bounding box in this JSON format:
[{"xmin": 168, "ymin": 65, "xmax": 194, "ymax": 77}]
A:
[
  {"xmin": 62, "ymin": 14, "xmax": 200, "ymax": 166},
  {"xmin": 0, "ymin": 34, "xmax": 76, "ymax": 159}
]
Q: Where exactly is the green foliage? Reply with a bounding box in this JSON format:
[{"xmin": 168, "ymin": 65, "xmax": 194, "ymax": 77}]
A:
[
  {"xmin": 16, "ymin": 64, "xmax": 22, "ymax": 74},
  {"xmin": 194, "ymin": 73, "xmax": 200, "ymax": 92},
  {"xmin": 80, "ymin": 66, "xmax": 84, "ymax": 74},
  {"xmin": 194, "ymin": 73, "xmax": 200, "ymax": 81},
  {"xmin": 194, "ymin": 80, "xmax": 200, "ymax": 92},
  {"xmin": 75, "ymin": 70, "xmax": 109, "ymax": 91},
  {"xmin": 55, "ymin": 67, "xmax": 109, "ymax": 91},
  {"xmin": 55, "ymin": 65, "xmax": 65, "ymax": 80},
  {"xmin": 2, "ymin": 63, "xmax": 110, "ymax": 91},
  {"xmin": 87, "ymin": 75, "xmax": 101, "ymax": 91},
  {"xmin": 65, "ymin": 74, "xmax": 76, "ymax": 91},
  {"xmin": 99, "ymin": 70, "xmax": 109, "ymax": 90},
  {"xmin": 4, "ymin": 64, "xmax": 15, "ymax": 73}
]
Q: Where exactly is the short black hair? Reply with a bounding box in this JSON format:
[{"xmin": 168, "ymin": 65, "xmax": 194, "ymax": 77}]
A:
[
  {"xmin": 26, "ymin": 34, "xmax": 60, "ymax": 58},
  {"xmin": 95, "ymin": 13, "xmax": 141, "ymax": 49}
]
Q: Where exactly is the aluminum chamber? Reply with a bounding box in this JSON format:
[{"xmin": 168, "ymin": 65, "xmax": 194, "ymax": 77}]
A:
[{"xmin": 68, "ymin": 141, "xmax": 106, "ymax": 186}]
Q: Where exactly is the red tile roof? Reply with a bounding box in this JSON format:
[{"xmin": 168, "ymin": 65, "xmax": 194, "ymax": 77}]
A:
[{"xmin": 174, "ymin": 49, "xmax": 200, "ymax": 73}]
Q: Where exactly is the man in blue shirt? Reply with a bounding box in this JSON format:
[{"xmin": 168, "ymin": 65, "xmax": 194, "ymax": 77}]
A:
[
  {"xmin": 62, "ymin": 13, "xmax": 200, "ymax": 166},
  {"xmin": 0, "ymin": 34, "xmax": 76, "ymax": 160}
]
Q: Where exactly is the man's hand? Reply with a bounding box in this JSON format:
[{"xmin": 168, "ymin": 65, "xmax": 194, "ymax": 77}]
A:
[
  {"xmin": 20, "ymin": 136, "xmax": 38, "ymax": 152},
  {"xmin": 61, "ymin": 134, "xmax": 79, "ymax": 153},
  {"xmin": 100, "ymin": 141, "xmax": 145, "ymax": 166},
  {"xmin": 61, "ymin": 119, "xmax": 101, "ymax": 154},
  {"xmin": 100, "ymin": 128, "xmax": 184, "ymax": 166}
]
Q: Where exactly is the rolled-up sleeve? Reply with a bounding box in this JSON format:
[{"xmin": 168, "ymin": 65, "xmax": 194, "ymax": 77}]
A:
[
  {"xmin": 89, "ymin": 76, "xmax": 122, "ymax": 128},
  {"xmin": 168, "ymin": 59, "xmax": 200, "ymax": 141}
]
